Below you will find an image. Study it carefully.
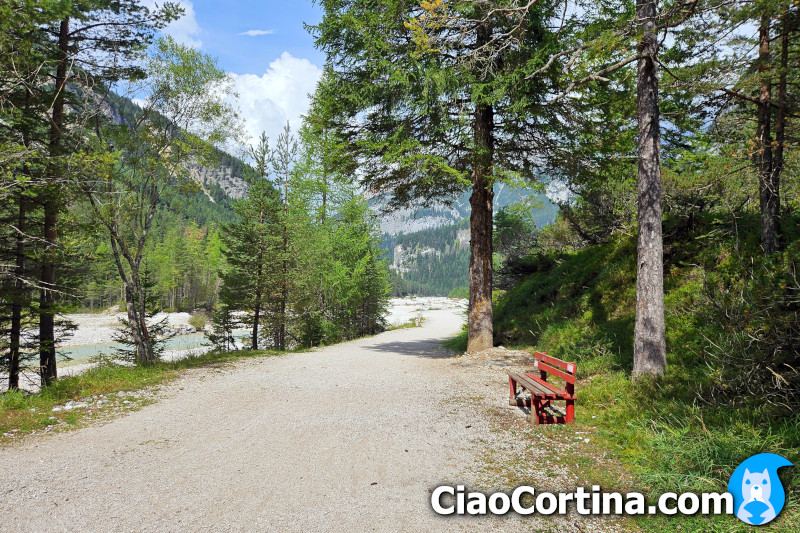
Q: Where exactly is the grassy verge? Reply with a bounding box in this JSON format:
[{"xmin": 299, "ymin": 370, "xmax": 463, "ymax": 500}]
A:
[
  {"xmin": 0, "ymin": 349, "xmax": 277, "ymax": 443},
  {"xmin": 485, "ymin": 214, "xmax": 800, "ymax": 532},
  {"xmin": 442, "ymin": 330, "xmax": 467, "ymax": 352}
]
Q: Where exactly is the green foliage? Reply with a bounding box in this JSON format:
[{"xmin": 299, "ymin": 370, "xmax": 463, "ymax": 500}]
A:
[
  {"xmin": 188, "ymin": 312, "xmax": 207, "ymax": 330},
  {"xmin": 79, "ymin": 35, "xmax": 241, "ymax": 364},
  {"xmin": 493, "ymin": 210, "xmax": 800, "ymax": 530},
  {"xmin": 216, "ymin": 123, "xmax": 390, "ymax": 350},
  {"xmin": 309, "ymin": 0, "xmax": 573, "ymax": 209},
  {"xmin": 205, "ymin": 304, "xmax": 236, "ymax": 352}
]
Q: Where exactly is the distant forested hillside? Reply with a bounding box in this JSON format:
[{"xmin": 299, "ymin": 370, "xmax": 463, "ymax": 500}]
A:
[{"xmin": 381, "ymin": 194, "xmax": 559, "ymax": 297}]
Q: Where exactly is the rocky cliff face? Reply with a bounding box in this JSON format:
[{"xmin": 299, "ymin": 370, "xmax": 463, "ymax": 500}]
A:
[
  {"xmin": 103, "ymin": 92, "xmax": 250, "ymax": 202},
  {"xmin": 187, "ymin": 159, "xmax": 249, "ymax": 200},
  {"xmin": 371, "ymin": 182, "xmax": 557, "ymax": 237}
]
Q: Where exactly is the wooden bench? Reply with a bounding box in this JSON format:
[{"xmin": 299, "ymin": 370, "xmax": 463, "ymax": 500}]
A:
[{"xmin": 508, "ymin": 351, "xmax": 576, "ymax": 424}]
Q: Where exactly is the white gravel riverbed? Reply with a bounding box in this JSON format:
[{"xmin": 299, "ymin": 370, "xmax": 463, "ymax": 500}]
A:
[{"xmin": 1, "ymin": 297, "xmax": 468, "ymax": 392}]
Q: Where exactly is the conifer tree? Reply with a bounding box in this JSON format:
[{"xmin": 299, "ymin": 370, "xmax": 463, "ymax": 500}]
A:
[
  {"xmin": 310, "ymin": 0, "xmax": 570, "ymax": 352},
  {"xmin": 219, "ymin": 177, "xmax": 282, "ymax": 350}
]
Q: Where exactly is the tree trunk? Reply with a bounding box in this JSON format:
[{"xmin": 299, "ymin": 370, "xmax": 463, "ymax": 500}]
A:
[
  {"xmin": 279, "ymin": 174, "xmax": 289, "ymax": 351},
  {"xmin": 8, "ymin": 197, "xmax": 27, "ymax": 390},
  {"xmin": 252, "ymin": 210, "xmax": 264, "ymax": 350},
  {"xmin": 467, "ymin": 99, "xmax": 495, "ymax": 353},
  {"xmin": 109, "ymin": 235, "xmax": 154, "ymax": 364},
  {"xmin": 130, "ymin": 270, "xmax": 155, "ymax": 364},
  {"xmin": 9, "ymin": 90, "xmax": 34, "ymax": 391},
  {"xmin": 757, "ymin": 16, "xmax": 779, "ymax": 255},
  {"xmin": 632, "ymin": 0, "xmax": 666, "ymax": 379},
  {"xmin": 768, "ymin": 16, "xmax": 787, "ymax": 254},
  {"xmin": 123, "ymin": 281, "xmax": 146, "ymax": 362},
  {"xmin": 39, "ymin": 17, "xmax": 70, "ymax": 386}
]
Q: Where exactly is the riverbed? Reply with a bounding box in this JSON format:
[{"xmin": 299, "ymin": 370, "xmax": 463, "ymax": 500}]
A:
[{"xmin": 2, "ymin": 297, "xmax": 467, "ymax": 390}]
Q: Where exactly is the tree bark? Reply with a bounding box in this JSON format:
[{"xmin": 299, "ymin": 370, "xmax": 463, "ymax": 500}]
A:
[
  {"xmin": 757, "ymin": 16, "xmax": 779, "ymax": 255},
  {"xmin": 766, "ymin": 15, "xmax": 787, "ymax": 254},
  {"xmin": 8, "ymin": 196, "xmax": 27, "ymax": 390},
  {"xmin": 632, "ymin": 0, "xmax": 666, "ymax": 379},
  {"xmin": 467, "ymin": 99, "xmax": 495, "ymax": 353},
  {"xmin": 279, "ymin": 171, "xmax": 289, "ymax": 351},
  {"xmin": 252, "ymin": 208, "xmax": 264, "ymax": 351},
  {"xmin": 9, "ymin": 91, "xmax": 33, "ymax": 391},
  {"xmin": 39, "ymin": 17, "xmax": 70, "ymax": 386},
  {"xmin": 108, "ymin": 232, "xmax": 155, "ymax": 364}
]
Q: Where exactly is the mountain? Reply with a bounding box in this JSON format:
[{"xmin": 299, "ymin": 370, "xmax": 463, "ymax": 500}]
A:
[
  {"xmin": 102, "ymin": 92, "xmax": 559, "ymax": 298},
  {"xmin": 104, "ymin": 92, "xmax": 250, "ymax": 210},
  {"xmin": 371, "ymin": 183, "xmax": 558, "ymax": 236},
  {"xmin": 377, "ymin": 186, "xmax": 559, "ymax": 297}
]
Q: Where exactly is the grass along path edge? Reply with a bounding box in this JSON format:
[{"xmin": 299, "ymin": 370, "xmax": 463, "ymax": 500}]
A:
[{"xmin": 0, "ymin": 349, "xmax": 281, "ymax": 445}]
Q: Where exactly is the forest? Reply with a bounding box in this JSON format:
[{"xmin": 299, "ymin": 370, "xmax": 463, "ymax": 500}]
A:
[
  {"xmin": 2, "ymin": 0, "xmax": 800, "ymax": 528},
  {"xmin": 0, "ymin": 1, "xmax": 388, "ymax": 387},
  {"xmin": 308, "ymin": 0, "xmax": 800, "ymax": 528}
]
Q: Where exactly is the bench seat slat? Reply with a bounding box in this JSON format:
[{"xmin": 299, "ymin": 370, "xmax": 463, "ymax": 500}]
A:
[
  {"xmin": 509, "ymin": 372, "xmax": 575, "ymax": 400},
  {"xmin": 523, "ymin": 372, "xmax": 565, "ymax": 395}
]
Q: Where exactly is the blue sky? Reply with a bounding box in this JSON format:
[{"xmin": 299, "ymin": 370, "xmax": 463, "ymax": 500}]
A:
[
  {"xmin": 185, "ymin": 0, "xmax": 324, "ymax": 74},
  {"xmin": 148, "ymin": 0, "xmax": 326, "ymax": 148}
]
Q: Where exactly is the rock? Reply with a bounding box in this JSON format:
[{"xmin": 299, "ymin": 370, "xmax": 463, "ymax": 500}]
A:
[{"xmin": 51, "ymin": 406, "xmax": 63, "ymax": 412}]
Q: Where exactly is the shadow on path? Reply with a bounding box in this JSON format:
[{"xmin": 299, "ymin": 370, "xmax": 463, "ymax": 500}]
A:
[{"xmin": 366, "ymin": 337, "xmax": 457, "ymax": 360}]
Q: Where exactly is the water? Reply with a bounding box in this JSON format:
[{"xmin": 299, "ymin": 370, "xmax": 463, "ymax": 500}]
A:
[{"xmin": 60, "ymin": 330, "xmax": 250, "ymax": 366}]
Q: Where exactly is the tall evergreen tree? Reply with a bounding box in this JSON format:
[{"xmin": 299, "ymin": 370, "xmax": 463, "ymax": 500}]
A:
[
  {"xmin": 310, "ymin": 0, "xmax": 570, "ymax": 352},
  {"xmin": 632, "ymin": 0, "xmax": 667, "ymax": 378},
  {"xmin": 220, "ymin": 177, "xmax": 282, "ymax": 350},
  {"xmin": 36, "ymin": 0, "xmax": 180, "ymax": 383}
]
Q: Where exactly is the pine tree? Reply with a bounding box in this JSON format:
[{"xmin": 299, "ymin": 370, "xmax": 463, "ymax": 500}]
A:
[
  {"xmin": 310, "ymin": 0, "xmax": 571, "ymax": 352},
  {"xmin": 220, "ymin": 179, "xmax": 283, "ymax": 350}
]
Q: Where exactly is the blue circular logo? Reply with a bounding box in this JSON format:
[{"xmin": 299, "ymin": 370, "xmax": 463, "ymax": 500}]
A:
[{"xmin": 727, "ymin": 453, "xmax": 793, "ymax": 525}]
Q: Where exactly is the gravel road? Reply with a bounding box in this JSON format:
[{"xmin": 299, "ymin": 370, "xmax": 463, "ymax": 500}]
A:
[{"xmin": 0, "ymin": 308, "xmax": 608, "ymax": 533}]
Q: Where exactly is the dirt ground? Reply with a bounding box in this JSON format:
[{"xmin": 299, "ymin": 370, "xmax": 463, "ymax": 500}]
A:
[{"xmin": 0, "ymin": 308, "xmax": 620, "ymax": 532}]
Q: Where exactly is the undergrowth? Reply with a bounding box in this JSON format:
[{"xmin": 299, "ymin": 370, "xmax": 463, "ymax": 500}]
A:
[{"xmin": 491, "ymin": 213, "xmax": 800, "ymax": 532}]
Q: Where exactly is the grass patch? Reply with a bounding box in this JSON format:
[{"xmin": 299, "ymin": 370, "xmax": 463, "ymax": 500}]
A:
[
  {"xmin": 0, "ymin": 348, "xmax": 278, "ymax": 443},
  {"xmin": 188, "ymin": 312, "xmax": 208, "ymax": 330},
  {"xmin": 442, "ymin": 330, "xmax": 468, "ymax": 353},
  {"xmin": 490, "ymin": 213, "xmax": 800, "ymax": 531}
]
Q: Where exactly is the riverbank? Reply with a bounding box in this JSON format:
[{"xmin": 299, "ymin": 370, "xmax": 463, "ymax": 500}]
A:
[{"xmin": 1, "ymin": 297, "xmax": 467, "ymax": 393}]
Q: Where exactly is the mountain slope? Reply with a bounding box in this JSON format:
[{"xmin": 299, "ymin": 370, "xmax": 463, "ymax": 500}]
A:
[{"xmin": 380, "ymin": 189, "xmax": 559, "ymax": 296}]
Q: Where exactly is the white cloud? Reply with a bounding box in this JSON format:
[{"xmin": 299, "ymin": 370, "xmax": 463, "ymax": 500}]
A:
[
  {"xmin": 144, "ymin": 0, "xmax": 202, "ymax": 48},
  {"xmin": 229, "ymin": 52, "xmax": 323, "ymax": 149},
  {"xmin": 240, "ymin": 29, "xmax": 275, "ymax": 37}
]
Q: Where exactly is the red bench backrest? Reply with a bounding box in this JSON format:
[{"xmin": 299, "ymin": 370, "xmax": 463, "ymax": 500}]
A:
[{"xmin": 533, "ymin": 351, "xmax": 576, "ymax": 395}]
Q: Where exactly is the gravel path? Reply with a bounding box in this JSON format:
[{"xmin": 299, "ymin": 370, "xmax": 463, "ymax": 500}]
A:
[{"xmin": 0, "ymin": 309, "xmax": 609, "ymax": 533}]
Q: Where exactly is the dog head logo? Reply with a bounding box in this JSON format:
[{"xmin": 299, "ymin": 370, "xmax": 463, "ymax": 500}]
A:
[{"xmin": 728, "ymin": 453, "xmax": 793, "ymax": 525}]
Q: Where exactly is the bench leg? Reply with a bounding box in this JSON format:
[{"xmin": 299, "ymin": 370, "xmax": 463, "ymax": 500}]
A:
[
  {"xmin": 509, "ymin": 376, "xmax": 517, "ymax": 402},
  {"xmin": 566, "ymin": 399, "xmax": 575, "ymax": 424},
  {"xmin": 532, "ymin": 398, "xmax": 543, "ymax": 424}
]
